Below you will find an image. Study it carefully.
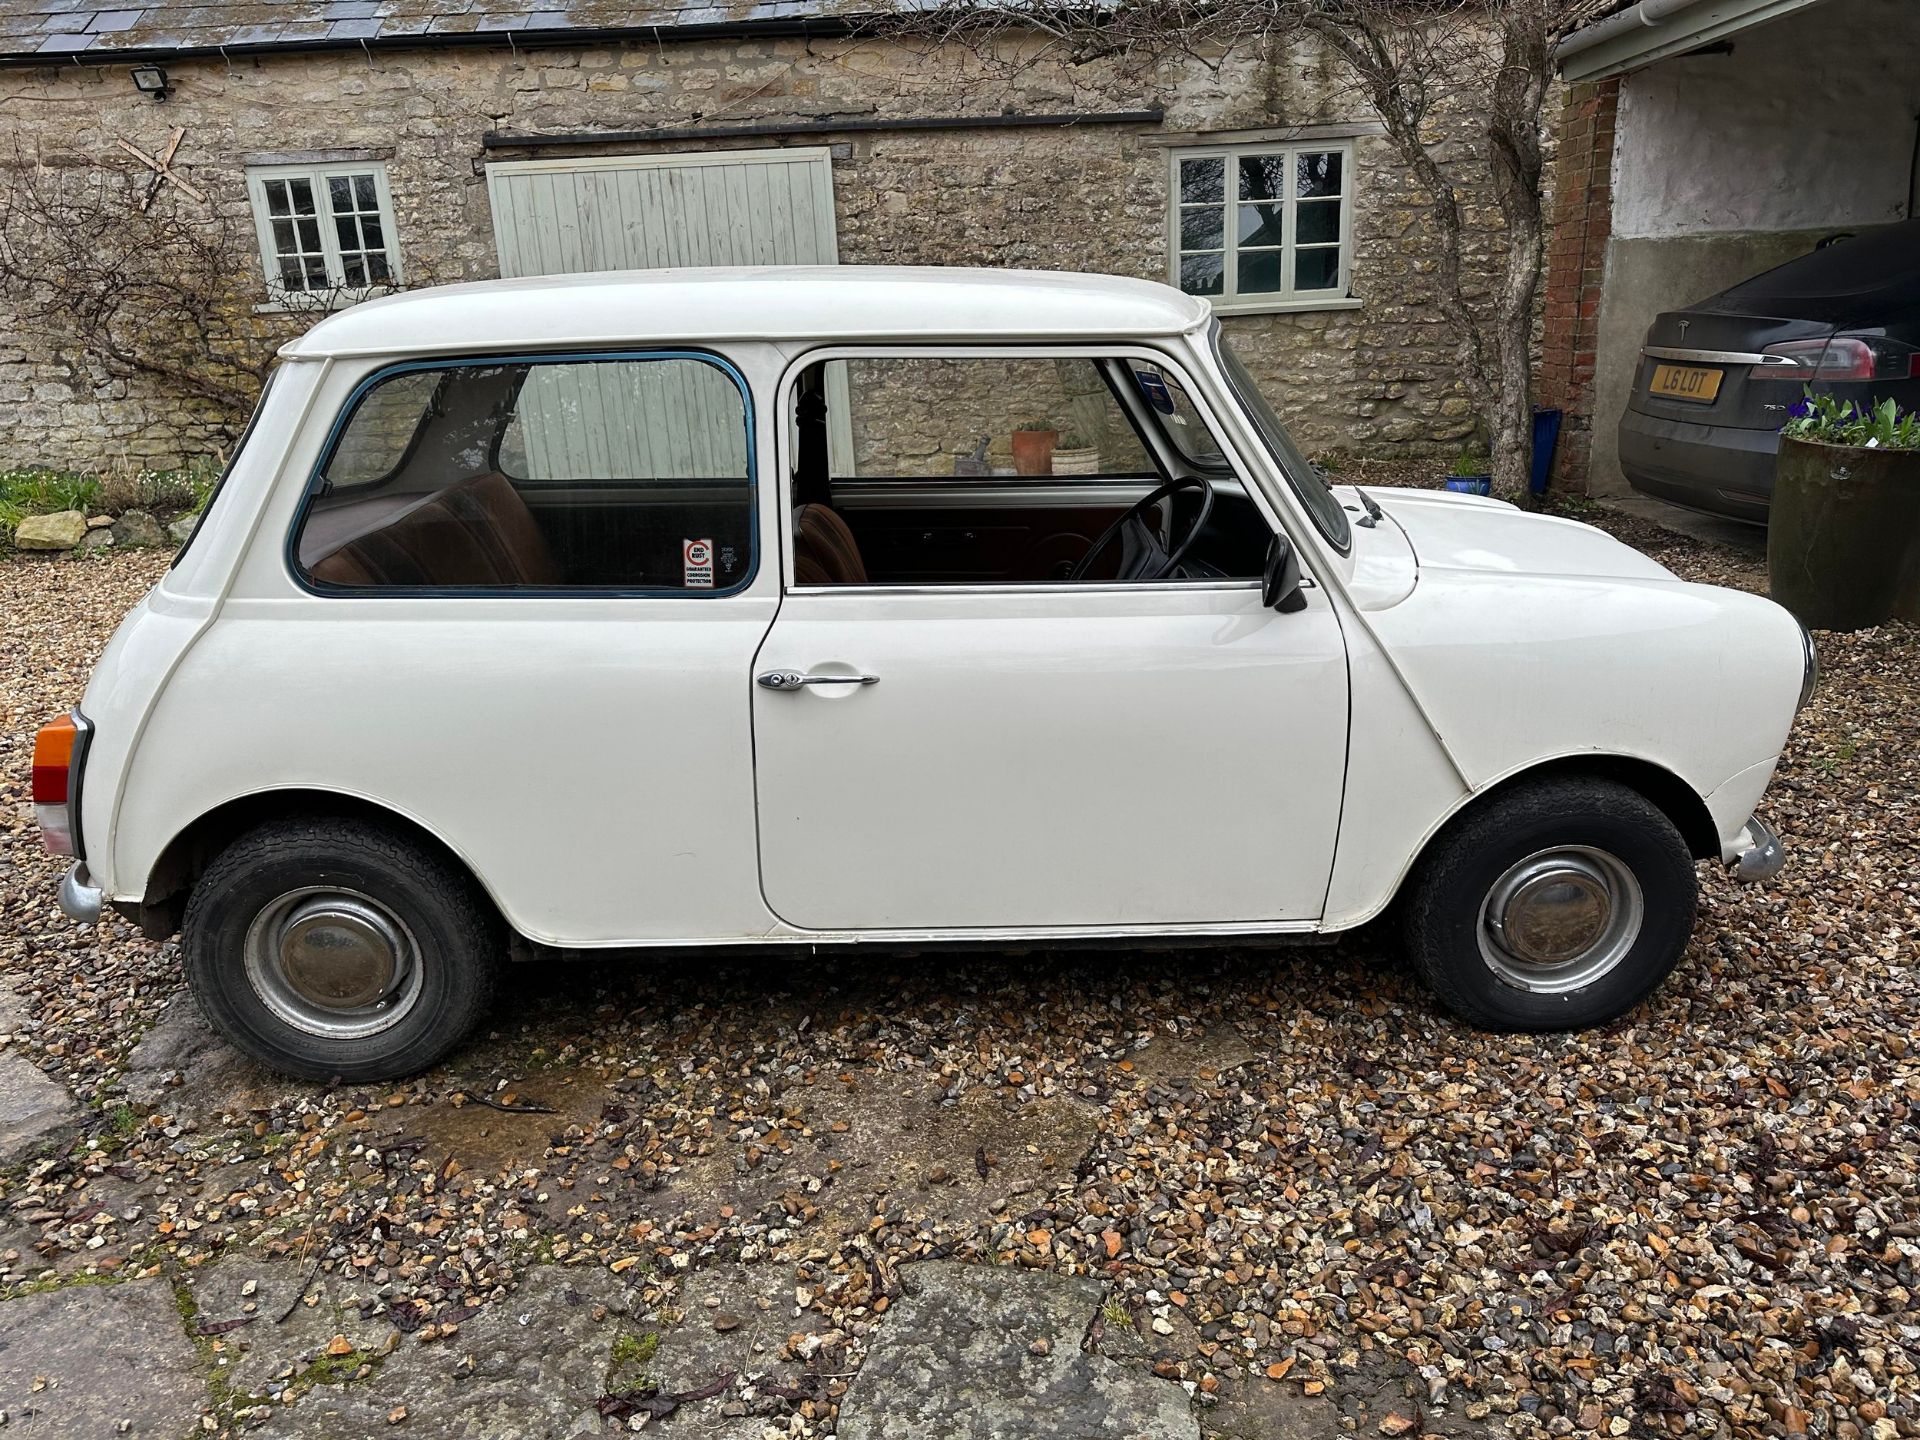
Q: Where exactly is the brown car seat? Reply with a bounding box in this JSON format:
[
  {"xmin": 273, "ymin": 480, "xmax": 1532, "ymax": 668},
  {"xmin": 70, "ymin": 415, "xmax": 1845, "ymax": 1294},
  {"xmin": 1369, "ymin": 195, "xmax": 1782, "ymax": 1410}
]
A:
[
  {"xmin": 307, "ymin": 473, "xmax": 562, "ymax": 588},
  {"xmin": 791, "ymin": 503, "xmax": 867, "ymax": 586}
]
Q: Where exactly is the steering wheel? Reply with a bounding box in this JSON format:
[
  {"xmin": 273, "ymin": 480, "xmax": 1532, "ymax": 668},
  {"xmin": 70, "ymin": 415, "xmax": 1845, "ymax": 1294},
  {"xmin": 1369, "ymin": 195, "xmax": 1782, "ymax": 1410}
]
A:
[{"xmin": 1066, "ymin": 476, "xmax": 1216, "ymax": 583}]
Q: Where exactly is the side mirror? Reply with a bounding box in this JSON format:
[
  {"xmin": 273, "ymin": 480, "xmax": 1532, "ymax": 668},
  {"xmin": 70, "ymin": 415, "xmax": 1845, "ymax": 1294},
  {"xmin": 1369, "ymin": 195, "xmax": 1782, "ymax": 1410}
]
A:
[{"xmin": 1263, "ymin": 533, "xmax": 1308, "ymax": 613}]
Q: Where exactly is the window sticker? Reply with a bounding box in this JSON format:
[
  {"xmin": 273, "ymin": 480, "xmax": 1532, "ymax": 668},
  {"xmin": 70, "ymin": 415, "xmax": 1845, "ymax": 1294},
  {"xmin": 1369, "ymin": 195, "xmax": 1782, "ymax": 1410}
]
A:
[
  {"xmin": 1136, "ymin": 370, "xmax": 1176, "ymax": 415},
  {"xmin": 683, "ymin": 538, "xmax": 715, "ymax": 588}
]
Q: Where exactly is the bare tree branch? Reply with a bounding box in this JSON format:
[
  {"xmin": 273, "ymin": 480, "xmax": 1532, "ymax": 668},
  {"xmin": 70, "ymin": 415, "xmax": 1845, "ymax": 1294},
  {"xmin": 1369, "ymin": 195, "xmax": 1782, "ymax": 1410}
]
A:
[{"xmin": 0, "ymin": 154, "xmax": 269, "ymax": 439}]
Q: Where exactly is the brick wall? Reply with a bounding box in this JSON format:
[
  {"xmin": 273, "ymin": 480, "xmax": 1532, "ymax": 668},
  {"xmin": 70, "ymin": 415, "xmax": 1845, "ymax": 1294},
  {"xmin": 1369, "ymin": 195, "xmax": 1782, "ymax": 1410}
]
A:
[{"xmin": 1537, "ymin": 77, "xmax": 1618, "ymax": 494}]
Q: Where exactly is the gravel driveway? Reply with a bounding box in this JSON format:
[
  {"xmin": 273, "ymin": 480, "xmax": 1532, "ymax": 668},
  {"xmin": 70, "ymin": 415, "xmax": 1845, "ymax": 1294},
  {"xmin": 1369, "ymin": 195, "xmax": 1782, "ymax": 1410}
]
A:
[{"xmin": 1, "ymin": 508, "xmax": 1914, "ymax": 1440}]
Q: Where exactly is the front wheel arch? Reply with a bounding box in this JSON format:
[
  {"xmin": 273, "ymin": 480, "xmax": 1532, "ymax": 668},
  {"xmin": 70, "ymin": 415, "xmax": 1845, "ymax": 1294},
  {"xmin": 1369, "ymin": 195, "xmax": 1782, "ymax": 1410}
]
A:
[{"xmin": 1431, "ymin": 754, "xmax": 1720, "ymax": 868}]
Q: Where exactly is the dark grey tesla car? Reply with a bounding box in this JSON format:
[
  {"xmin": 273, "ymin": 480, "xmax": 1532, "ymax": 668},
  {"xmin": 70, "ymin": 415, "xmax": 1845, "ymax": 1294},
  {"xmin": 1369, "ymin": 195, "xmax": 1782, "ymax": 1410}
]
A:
[{"xmin": 1619, "ymin": 220, "xmax": 1920, "ymax": 524}]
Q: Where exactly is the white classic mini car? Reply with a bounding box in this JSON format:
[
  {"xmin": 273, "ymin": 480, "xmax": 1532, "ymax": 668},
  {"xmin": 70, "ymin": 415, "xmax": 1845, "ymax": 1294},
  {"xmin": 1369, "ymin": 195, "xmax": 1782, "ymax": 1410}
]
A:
[{"xmin": 33, "ymin": 268, "xmax": 1812, "ymax": 1081}]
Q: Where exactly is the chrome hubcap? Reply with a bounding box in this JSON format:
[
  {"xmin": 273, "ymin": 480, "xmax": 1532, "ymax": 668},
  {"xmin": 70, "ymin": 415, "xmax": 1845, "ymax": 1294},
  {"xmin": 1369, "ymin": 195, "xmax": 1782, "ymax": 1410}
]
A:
[
  {"xmin": 243, "ymin": 888, "xmax": 422, "ymax": 1039},
  {"xmin": 1478, "ymin": 847, "xmax": 1643, "ymax": 993}
]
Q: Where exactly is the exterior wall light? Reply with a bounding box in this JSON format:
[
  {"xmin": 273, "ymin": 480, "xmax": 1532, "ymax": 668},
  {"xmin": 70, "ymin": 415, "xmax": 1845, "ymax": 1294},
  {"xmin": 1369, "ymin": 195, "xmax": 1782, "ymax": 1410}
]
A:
[{"xmin": 129, "ymin": 65, "xmax": 172, "ymax": 100}]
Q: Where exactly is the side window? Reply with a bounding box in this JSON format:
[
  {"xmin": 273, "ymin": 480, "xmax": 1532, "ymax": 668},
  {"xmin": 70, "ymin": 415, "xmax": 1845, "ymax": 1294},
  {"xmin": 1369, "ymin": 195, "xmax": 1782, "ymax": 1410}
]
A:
[
  {"xmin": 295, "ymin": 354, "xmax": 753, "ymax": 592},
  {"xmin": 790, "ymin": 352, "xmax": 1271, "ymax": 587},
  {"xmin": 323, "ymin": 370, "xmax": 438, "ymax": 490},
  {"xmin": 838, "ymin": 357, "xmax": 1155, "ymax": 479}
]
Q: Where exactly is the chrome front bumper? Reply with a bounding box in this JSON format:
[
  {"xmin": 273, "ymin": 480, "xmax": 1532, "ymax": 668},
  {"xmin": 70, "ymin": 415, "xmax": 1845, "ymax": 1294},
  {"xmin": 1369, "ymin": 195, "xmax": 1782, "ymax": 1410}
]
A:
[
  {"xmin": 1728, "ymin": 816, "xmax": 1785, "ymax": 883},
  {"xmin": 58, "ymin": 862, "xmax": 102, "ymax": 924}
]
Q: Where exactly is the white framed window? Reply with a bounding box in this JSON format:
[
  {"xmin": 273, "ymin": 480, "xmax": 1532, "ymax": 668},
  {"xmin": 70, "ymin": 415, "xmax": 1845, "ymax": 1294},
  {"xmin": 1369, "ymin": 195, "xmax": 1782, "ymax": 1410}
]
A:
[
  {"xmin": 245, "ymin": 164, "xmax": 401, "ymax": 303},
  {"xmin": 1168, "ymin": 143, "xmax": 1356, "ymax": 315}
]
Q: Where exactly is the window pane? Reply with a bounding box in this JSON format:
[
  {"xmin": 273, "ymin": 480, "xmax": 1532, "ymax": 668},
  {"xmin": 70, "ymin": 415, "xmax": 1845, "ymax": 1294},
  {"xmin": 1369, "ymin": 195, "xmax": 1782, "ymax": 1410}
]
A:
[
  {"xmin": 328, "ymin": 174, "xmax": 352, "ymax": 210},
  {"xmin": 277, "ymin": 257, "xmax": 305, "ymax": 290},
  {"xmin": 271, "ymin": 218, "xmax": 296, "ymax": 254},
  {"xmin": 1238, "ymin": 249, "xmax": 1284, "ymax": 294},
  {"xmin": 360, "ymin": 214, "xmax": 384, "ymax": 251},
  {"xmin": 1238, "ymin": 153, "xmax": 1287, "ymax": 202},
  {"xmin": 323, "ymin": 370, "xmax": 439, "ymax": 488},
  {"xmin": 1125, "ymin": 360, "xmax": 1227, "ymax": 468},
  {"xmin": 1179, "ymin": 206, "xmax": 1223, "ymax": 250},
  {"xmin": 288, "ymin": 178, "xmax": 317, "ymax": 215},
  {"xmin": 1178, "ymin": 157, "xmax": 1225, "ymax": 206},
  {"xmin": 367, "ymin": 251, "xmax": 391, "ymax": 283},
  {"xmin": 1295, "ymin": 247, "xmax": 1341, "ymax": 291},
  {"xmin": 1296, "ymin": 199, "xmax": 1341, "ymax": 246},
  {"xmin": 1296, "ymin": 152, "xmax": 1342, "ymax": 198},
  {"xmin": 1237, "ymin": 202, "xmax": 1284, "ymax": 248},
  {"xmin": 1213, "ymin": 332, "xmax": 1352, "ymax": 551},
  {"xmin": 335, "ymin": 214, "xmax": 360, "ymax": 253},
  {"xmin": 1178, "ymin": 252, "xmax": 1225, "ymax": 296},
  {"xmin": 300, "ymin": 358, "xmax": 754, "ymax": 591},
  {"xmin": 302, "ymin": 255, "xmax": 328, "ymax": 290},
  {"xmin": 835, "ymin": 356, "xmax": 1155, "ymax": 484},
  {"xmin": 296, "ymin": 217, "xmax": 321, "ymax": 252},
  {"xmin": 354, "ymin": 173, "xmax": 377, "ymax": 210},
  {"xmin": 264, "ymin": 179, "xmax": 292, "ymax": 217},
  {"xmin": 341, "ymin": 254, "xmax": 367, "ymax": 287}
]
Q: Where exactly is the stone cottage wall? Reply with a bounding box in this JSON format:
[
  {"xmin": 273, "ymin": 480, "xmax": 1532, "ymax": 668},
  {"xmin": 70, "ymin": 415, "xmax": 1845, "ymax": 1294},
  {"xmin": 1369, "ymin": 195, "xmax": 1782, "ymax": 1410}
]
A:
[{"xmin": 0, "ymin": 30, "xmax": 1512, "ymax": 472}]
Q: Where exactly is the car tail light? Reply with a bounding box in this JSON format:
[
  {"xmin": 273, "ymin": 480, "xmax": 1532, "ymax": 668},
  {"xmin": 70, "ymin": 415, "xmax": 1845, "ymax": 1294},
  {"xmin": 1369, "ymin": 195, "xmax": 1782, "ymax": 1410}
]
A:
[
  {"xmin": 32, "ymin": 711, "xmax": 90, "ymax": 858},
  {"xmin": 1751, "ymin": 336, "xmax": 1918, "ymax": 381}
]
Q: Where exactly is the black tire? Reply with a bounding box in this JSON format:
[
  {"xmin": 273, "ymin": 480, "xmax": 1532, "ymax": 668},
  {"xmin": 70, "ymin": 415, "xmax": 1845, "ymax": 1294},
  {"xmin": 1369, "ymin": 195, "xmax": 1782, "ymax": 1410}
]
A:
[
  {"xmin": 1399, "ymin": 777, "xmax": 1698, "ymax": 1031},
  {"xmin": 182, "ymin": 816, "xmax": 501, "ymax": 1081}
]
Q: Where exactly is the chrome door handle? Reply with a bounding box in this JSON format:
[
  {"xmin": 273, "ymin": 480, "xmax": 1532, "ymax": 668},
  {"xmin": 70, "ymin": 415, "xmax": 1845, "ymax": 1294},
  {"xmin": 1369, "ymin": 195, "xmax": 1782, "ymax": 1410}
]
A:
[{"xmin": 757, "ymin": 670, "xmax": 880, "ymax": 691}]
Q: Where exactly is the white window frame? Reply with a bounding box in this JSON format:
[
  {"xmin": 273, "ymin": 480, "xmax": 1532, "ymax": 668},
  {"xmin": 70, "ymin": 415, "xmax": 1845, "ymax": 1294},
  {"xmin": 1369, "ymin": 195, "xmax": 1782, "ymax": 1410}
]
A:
[
  {"xmin": 1166, "ymin": 141, "xmax": 1360, "ymax": 317},
  {"xmin": 245, "ymin": 162, "xmax": 402, "ymax": 310}
]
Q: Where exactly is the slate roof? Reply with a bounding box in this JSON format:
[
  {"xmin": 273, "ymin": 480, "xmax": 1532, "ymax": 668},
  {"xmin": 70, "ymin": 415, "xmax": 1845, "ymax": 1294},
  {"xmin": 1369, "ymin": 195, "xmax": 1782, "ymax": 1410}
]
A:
[
  {"xmin": 0, "ymin": 0, "xmax": 865, "ymax": 65},
  {"xmin": 0, "ymin": 0, "xmax": 1642, "ymax": 67}
]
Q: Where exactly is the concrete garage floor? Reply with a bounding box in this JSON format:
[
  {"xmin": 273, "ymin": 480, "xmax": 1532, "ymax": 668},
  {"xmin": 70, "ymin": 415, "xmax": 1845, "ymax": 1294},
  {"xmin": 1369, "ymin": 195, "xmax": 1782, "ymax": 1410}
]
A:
[{"xmin": 2, "ymin": 503, "xmax": 1915, "ymax": 1440}]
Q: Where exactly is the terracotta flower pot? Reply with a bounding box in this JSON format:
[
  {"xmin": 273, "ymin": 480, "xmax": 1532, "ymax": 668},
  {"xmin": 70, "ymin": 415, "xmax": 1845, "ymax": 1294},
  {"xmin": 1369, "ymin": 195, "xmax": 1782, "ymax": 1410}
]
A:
[
  {"xmin": 1010, "ymin": 428, "xmax": 1057, "ymax": 477},
  {"xmin": 1768, "ymin": 435, "xmax": 1920, "ymax": 630}
]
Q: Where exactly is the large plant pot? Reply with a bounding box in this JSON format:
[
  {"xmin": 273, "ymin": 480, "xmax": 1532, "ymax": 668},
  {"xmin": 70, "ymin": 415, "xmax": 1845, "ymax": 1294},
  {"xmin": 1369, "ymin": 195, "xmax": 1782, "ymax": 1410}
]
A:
[
  {"xmin": 1010, "ymin": 428, "xmax": 1057, "ymax": 477},
  {"xmin": 1051, "ymin": 445, "xmax": 1101, "ymax": 476},
  {"xmin": 1769, "ymin": 435, "xmax": 1920, "ymax": 630}
]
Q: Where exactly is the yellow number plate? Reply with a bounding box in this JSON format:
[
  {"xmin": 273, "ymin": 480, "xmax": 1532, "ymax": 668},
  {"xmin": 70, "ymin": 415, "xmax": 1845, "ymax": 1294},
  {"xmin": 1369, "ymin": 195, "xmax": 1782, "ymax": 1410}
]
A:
[{"xmin": 1649, "ymin": 363, "xmax": 1723, "ymax": 403}]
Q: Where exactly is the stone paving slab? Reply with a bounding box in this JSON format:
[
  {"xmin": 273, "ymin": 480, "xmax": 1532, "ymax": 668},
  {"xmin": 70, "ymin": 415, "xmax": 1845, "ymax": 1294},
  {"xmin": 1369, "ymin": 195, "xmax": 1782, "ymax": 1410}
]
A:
[
  {"xmin": 0, "ymin": 1048, "xmax": 80, "ymax": 1167},
  {"xmin": 0, "ymin": 1277, "xmax": 206, "ymax": 1437},
  {"xmin": 837, "ymin": 1261, "xmax": 1198, "ymax": 1440},
  {"xmin": 184, "ymin": 1257, "xmax": 403, "ymax": 1400},
  {"xmin": 261, "ymin": 1266, "xmax": 639, "ymax": 1439}
]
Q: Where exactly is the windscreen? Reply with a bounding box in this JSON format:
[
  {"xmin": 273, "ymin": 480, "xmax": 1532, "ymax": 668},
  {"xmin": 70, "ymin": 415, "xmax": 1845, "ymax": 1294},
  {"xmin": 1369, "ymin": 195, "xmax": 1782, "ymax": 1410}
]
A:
[{"xmin": 1212, "ymin": 329, "xmax": 1352, "ymax": 552}]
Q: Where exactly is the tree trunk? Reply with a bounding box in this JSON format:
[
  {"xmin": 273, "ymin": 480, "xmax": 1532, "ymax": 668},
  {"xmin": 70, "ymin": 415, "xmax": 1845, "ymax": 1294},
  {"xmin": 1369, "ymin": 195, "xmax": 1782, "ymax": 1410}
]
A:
[
  {"xmin": 1481, "ymin": 6, "xmax": 1551, "ymax": 504},
  {"xmin": 1486, "ymin": 224, "xmax": 1542, "ymax": 503}
]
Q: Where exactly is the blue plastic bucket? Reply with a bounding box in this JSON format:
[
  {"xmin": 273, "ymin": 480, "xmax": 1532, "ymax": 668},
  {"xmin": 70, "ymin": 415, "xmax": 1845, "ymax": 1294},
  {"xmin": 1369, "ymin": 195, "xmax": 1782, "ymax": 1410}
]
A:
[{"xmin": 1531, "ymin": 408, "xmax": 1563, "ymax": 495}]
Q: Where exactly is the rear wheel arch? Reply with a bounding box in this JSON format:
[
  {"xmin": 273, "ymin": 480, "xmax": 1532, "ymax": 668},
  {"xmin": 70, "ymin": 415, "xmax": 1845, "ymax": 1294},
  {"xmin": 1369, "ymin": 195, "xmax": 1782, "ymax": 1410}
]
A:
[{"xmin": 132, "ymin": 790, "xmax": 506, "ymax": 941}]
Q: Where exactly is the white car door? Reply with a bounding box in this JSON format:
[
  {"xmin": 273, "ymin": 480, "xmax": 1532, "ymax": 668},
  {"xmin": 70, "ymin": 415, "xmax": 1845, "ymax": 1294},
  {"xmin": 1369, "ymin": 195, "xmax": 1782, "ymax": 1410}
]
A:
[{"xmin": 752, "ymin": 576, "xmax": 1348, "ymax": 933}]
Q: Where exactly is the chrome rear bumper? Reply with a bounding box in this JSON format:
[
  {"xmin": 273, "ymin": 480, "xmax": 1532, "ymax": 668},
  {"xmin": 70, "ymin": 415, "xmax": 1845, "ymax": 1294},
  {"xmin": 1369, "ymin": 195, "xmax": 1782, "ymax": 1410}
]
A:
[
  {"xmin": 1728, "ymin": 816, "xmax": 1784, "ymax": 882},
  {"xmin": 58, "ymin": 862, "xmax": 102, "ymax": 924}
]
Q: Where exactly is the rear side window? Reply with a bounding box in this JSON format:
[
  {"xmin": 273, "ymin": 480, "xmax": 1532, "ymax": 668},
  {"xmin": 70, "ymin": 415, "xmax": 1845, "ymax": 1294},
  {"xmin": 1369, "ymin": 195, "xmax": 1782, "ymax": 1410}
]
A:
[{"xmin": 294, "ymin": 353, "xmax": 754, "ymax": 593}]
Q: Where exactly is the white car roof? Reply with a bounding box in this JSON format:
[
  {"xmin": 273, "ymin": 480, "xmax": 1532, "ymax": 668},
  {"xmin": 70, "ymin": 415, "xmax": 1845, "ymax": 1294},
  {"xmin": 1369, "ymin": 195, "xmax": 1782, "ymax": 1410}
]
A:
[{"xmin": 279, "ymin": 266, "xmax": 1214, "ymax": 360}]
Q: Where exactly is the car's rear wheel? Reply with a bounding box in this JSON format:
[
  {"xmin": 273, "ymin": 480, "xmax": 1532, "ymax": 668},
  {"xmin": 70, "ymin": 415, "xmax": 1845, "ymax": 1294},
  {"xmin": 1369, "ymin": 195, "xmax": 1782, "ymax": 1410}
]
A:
[
  {"xmin": 1400, "ymin": 777, "xmax": 1698, "ymax": 1030},
  {"xmin": 182, "ymin": 817, "xmax": 500, "ymax": 1081}
]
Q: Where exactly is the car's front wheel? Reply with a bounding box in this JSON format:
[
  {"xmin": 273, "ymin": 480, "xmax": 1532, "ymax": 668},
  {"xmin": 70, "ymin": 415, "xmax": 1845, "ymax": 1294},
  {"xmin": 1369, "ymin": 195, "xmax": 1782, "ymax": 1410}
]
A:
[
  {"xmin": 1400, "ymin": 777, "xmax": 1699, "ymax": 1030},
  {"xmin": 182, "ymin": 817, "xmax": 500, "ymax": 1081}
]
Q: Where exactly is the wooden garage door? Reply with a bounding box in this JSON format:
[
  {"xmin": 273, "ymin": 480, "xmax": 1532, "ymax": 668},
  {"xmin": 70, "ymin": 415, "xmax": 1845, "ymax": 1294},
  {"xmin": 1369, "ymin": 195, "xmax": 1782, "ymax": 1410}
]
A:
[{"xmin": 485, "ymin": 147, "xmax": 848, "ymax": 473}]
